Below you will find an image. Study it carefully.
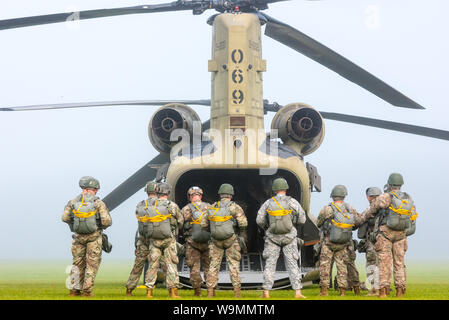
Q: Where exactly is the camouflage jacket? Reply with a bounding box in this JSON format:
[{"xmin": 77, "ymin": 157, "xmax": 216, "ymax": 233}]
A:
[
  {"xmin": 201, "ymin": 198, "xmax": 248, "ymax": 231},
  {"xmin": 161, "ymin": 198, "xmax": 184, "ymax": 234},
  {"xmin": 256, "ymin": 195, "xmax": 306, "ymax": 242},
  {"xmin": 61, "ymin": 194, "xmax": 112, "ymax": 231},
  {"xmin": 317, "ymin": 201, "xmax": 366, "ymax": 230}
]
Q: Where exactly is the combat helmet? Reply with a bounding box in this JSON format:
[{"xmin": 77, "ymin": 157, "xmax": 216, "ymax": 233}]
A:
[
  {"xmin": 272, "ymin": 178, "xmax": 289, "ymax": 192},
  {"xmin": 79, "ymin": 176, "xmax": 100, "ymax": 189},
  {"xmin": 366, "ymin": 187, "xmax": 382, "ymax": 197},
  {"xmin": 387, "ymin": 173, "xmax": 404, "ymax": 186},
  {"xmin": 145, "ymin": 181, "xmax": 158, "ymax": 194},
  {"xmin": 156, "ymin": 182, "xmax": 171, "ymax": 195},
  {"xmin": 187, "ymin": 186, "xmax": 203, "ymax": 197},
  {"xmin": 330, "ymin": 185, "xmax": 348, "ymax": 198},
  {"xmin": 218, "ymin": 183, "xmax": 234, "ymax": 195}
]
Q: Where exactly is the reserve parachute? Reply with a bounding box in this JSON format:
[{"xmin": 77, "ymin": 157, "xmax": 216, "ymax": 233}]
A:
[
  {"xmin": 266, "ymin": 196, "xmax": 294, "ymax": 235},
  {"xmin": 208, "ymin": 201, "xmax": 235, "ymax": 241},
  {"xmin": 71, "ymin": 193, "xmax": 100, "ymax": 234},
  {"xmin": 329, "ymin": 202, "xmax": 355, "ymax": 244}
]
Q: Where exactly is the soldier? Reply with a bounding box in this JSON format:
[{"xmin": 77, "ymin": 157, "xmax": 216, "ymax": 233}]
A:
[
  {"xmin": 201, "ymin": 183, "xmax": 248, "ymax": 298},
  {"xmin": 62, "ymin": 176, "xmax": 112, "ymax": 297},
  {"xmin": 256, "ymin": 177, "xmax": 307, "ymax": 299},
  {"xmin": 125, "ymin": 181, "xmax": 158, "ymax": 296},
  {"xmin": 316, "ymin": 185, "xmax": 364, "ymax": 296},
  {"xmin": 181, "ymin": 186, "xmax": 211, "ymax": 297},
  {"xmin": 143, "ymin": 182, "xmax": 184, "ymax": 298},
  {"xmin": 361, "ymin": 173, "xmax": 417, "ymax": 298},
  {"xmin": 357, "ymin": 187, "xmax": 382, "ymax": 296}
]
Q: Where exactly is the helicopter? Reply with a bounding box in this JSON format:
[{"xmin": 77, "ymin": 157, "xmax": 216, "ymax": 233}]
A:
[{"xmin": 1, "ymin": 0, "xmax": 448, "ymax": 290}]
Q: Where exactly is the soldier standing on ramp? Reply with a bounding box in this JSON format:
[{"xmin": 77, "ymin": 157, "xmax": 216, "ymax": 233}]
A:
[
  {"xmin": 125, "ymin": 181, "xmax": 158, "ymax": 296},
  {"xmin": 62, "ymin": 176, "xmax": 112, "ymax": 297},
  {"xmin": 361, "ymin": 173, "xmax": 417, "ymax": 298},
  {"xmin": 201, "ymin": 183, "xmax": 248, "ymax": 298},
  {"xmin": 256, "ymin": 177, "xmax": 307, "ymax": 299},
  {"xmin": 143, "ymin": 182, "xmax": 184, "ymax": 298},
  {"xmin": 181, "ymin": 186, "xmax": 211, "ymax": 297}
]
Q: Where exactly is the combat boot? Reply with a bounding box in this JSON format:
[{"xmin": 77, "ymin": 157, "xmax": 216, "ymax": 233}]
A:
[
  {"xmin": 396, "ymin": 287, "xmax": 404, "ymax": 298},
  {"xmin": 262, "ymin": 290, "xmax": 270, "ymax": 298},
  {"xmin": 126, "ymin": 288, "xmax": 133, "ymax": 296},
  {"xmin": 234, "ymin": 287, "xmax": 241, "ymax": 298},
  {"xmin": 207, "ymin": 287, "xmax": 215, "ymax": 298},
  {"xmin": 81, "ymin": 291, "xmax": 93, "ymax": 297},
  {"xmin": 295, "ymin": 290, "xmax": 306, "ymax": 299},
  {"xmin": 353, "ymin": 285, "xmax": 361, "ymax": 296},
  {"xmin": 378, "ymin": 287, "xmax": 387, "ymax": 298},
  {"xmin": 339, "ymin": 288, "xmax": 346, "ymax": 296},
  {"xmin": 169, "ymin": 288, "xmax": 180, "ymax": 298},
  {"xmin": 193, "ymin": 287, "xmax": 202, "ymax": 297},
  {"xmin": 318, "ymin": 286, "xmax": 328, "ymax": 296},
  {"xmin": 367, "ymin": 289, "xmax": 379, "ymax": 296},
  {"xmin": 146, "ymin": 288, "xmax": 153, "ymax": 298},
  {"xmin": 69, "ymin": 289, "xmax": 81, "ymax": 296}
]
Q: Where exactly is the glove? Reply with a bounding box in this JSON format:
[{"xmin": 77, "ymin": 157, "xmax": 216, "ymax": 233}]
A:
[
  {"xmin": 238, "ymin": 228, "xmax": 248, "ymax": 254},
  {"xmin": 101, "ymin": 233, "xmax": 113, "ymax": 253},
  {"xmin": 297, "ymin": 237, "xmax": 304, "ymax": 248}
]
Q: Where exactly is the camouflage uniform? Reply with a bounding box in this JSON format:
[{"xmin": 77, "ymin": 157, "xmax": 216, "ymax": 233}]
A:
[
  {"xmin": 256, "ymin": 195, "xmax": 306, "ymax": 290},
  {"xmin": 363, "ymin": 199, "xmax": 380, "ymax": 291},
  {"xmin": 144, "ymin": 199, "xmax": 183, "ymax": 290},
  {"xmin": 317, "ymin": 202, "xmax": 365, "ymax": 290},
  {"xmin": 362, "ymin": 192, "xmax": 412, "ymax": 292},
  {"xmin": 346, "ymin": 240, "xmax": 360, "ymax": 289},
  {"xmin": 201, "ymin": 198, "xmax": 248, "ymax": 290},
  {"xmin": 62, "ymin": 194, "xmax": 112, "ymax": 294},
  {"xmin": 181, "ymin": 201, "xmax": 211, "ymax": 289},
  {"xmin": 125, "ymin": 197, "xmax": 156, "ymax": 291}
]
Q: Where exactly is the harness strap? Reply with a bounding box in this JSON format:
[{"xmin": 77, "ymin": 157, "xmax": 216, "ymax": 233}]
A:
[
  {"xmin": 190, "ymin": 202, "xmax": 206, "ymax": 225},
  {"xmin": 72, "ymin": 194, "xmax": 98, "ymax": 218},
  {"xmin": 389, "ymin": 192, "xmax": 413, "ymax": 216},
  {"xmin": 208, "ymin": 201, "xmax": 233, "ymax": 222},
  {"xmin": 136, "ymin": 199, "xmax": 172, "ymax": 223},
  {"xmin": 267, "ymin": 197, "xmax": 293, "ymax": 216},
  {"xmin": 331, "ymin": 202, "xmax": 351, "ymax": 219},
  {"xmin": 331, "ymin": 219, "xmax": 354, "ymax": 229}
]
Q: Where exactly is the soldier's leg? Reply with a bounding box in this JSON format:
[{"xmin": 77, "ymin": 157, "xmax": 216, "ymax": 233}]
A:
[
  {"xmin": 392, "ymin": 238, "xmax": 407, "ymax": 291},
  {"xmin": 282, "ymin": 240, "xmax": 302, "ymax": 290},
  {"xmin": 334, "ymin": 248, "xmax": 349, "ymax": 291},
  {"xmin": 262, "ymin": 239, "xmax": 281, "ymax": 291},
  {"xmin": 319, "ymin": 244, "xmax": 333, "ymax": 289},
  {"xmin": 375, "ymin": 234, "xmax": 393, "ymax": 291},
  {"xmin": 70, "ymin": 237, "xmax": 86, "ymax": 292},
  {"xmin": 366, "ymin": 241, "xmax": 380, "ymax": 291},
  {"xmin": 126, "ymin": 238, "xmax": 150, "ymax": 291},
  {"xmin": 347, "ymin": 247, "xmax": 360, "ymax": 290},
  {"xmin": 83, "ymin": 235, "xmax": 103, "ymax": 294},
  {"xmin": 201, "ymin": 246, "xmax": 211, "ymax": 284},
  {"xmin": 186, "ymin": 243, "xmax": 203, "ymax": 289},
  {"xmin": 225, "ymin": 240, "xmax": 242, "ymax": 289},
  {"xmin": 163, "ymin": 239, "xmax": 180, "ymax": 290},
  {"xmin": 145, "ymin": 244, "xmax": 163, "ymax": 289},
  {"xmin": 206, "ymin": 243, "xmax": 224, "ymax": 289}
]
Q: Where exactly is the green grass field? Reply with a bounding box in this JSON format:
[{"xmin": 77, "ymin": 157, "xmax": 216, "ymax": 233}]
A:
[{"xmin": 0, "ymin": 260, "xmax": 448, "ymax": 300}]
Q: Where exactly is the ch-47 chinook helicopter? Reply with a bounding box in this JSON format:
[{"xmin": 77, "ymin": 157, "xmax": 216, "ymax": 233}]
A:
[{"xmin": 1, "ymin": 0, "xmax": 449, "ymax": 289}]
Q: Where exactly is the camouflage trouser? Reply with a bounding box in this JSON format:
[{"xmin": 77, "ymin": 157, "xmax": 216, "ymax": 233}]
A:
[
  {"xmin": 145, "ymin": 237, "xmax": 179, "ymax": 289},
  {"xmin": 375, "ymin": 225, "xmax": 408, "ymax": 290},
  {"xmin": 320, "ymin": 241, "xmax": 349, "ymax": 289},
  {"xmin": 207, "ymin": 235, "xmax": 241, "ymax": 289},
  {"xmin": 262, "ymin": 237, "xmax": 301, "ymax": 290},
  {"xmin": 70, "ymin": 231, "xmax": 103, "ymax": 293},
  {"xmin": 126, "ymin": 236, "xmax": 150, "ymax": 290},
  {"xmin": 185, "ymin": 239, "xmax": 210, "ymax": 289},
  {"xmin": 365, "ymin": 239, "xmax": 380, "ymax": 290},
  {"xmin": 346, "ymin": 241, "xmax": 360, "ymax": 289}
]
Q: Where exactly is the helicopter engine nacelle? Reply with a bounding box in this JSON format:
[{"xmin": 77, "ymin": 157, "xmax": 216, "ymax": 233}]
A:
[
  {"xmin": 148, "ymin": 103, "xmax": 201, "ymax": 154},
  {"xmin": 271, "ymin": 103, "xmax": 325, "ymax": 156}
]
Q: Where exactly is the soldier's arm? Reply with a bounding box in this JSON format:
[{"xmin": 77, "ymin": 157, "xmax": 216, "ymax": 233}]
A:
[
  {"xmin": 96, "ymin": 200, "xmax": 112, "ymax": 229},
  {"xmin": 181, "ymin": 205, "xmax": 192, "ymax": 223},
  {"xmin": 61, "ymin": 200, "xmax": 73, "ymax": 224},
  {"xmin": 200, "ymin": 205, "xmax": 211, "ymax": 231},
  {"xmin": 290, "ymin": 198, "xmax": 306, "ymax": 225},
  {"xmin": 255, "ymin": 200, "xmax": 269, "ymax": 229},
  {"xmin": 361, "ymin": 193, "xmax": 391, "ymax": 221},
  {"xmin": 316, "ymin": 206, "xmax": 333, "ymax": 228},
  {"xmin": 171, "ymin": 203, "xmax": 184, "ymax": 229},
  {"xmin": 232, "ymin": 203, "xmax": 248, "ymax": 229}
]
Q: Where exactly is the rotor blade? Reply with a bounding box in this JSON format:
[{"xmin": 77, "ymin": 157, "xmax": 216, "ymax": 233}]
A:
[
  {"xmin": 102, "ymin": 154, "xmax": 170, "ymax": 211},
  {"xmin": 0, "ymin": 100, "xmax": 211, "ymax": 111},
  {"xmin": 0, "ymin": 2, "xmax": 196, "ymax": 31},
  {"xmin": 102, "ymin": 119, "xmax": 210, "ymax": 211},
  {"xmin": 320, "ymin": 111, "xmax": 449, "ymax": 141},
  {"xmin": 261, "ymin": 13, "xmax": 425, "ymax": 110}
]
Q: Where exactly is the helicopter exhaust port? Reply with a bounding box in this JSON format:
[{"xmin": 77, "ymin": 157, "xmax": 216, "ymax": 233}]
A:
[
  {"xmin": 271, "ymin": 103, "xmax": 325, "ymax": 156},
  {"xmin": 148, "ymin": 103, "xmax": 201, "ymax": 154}
]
